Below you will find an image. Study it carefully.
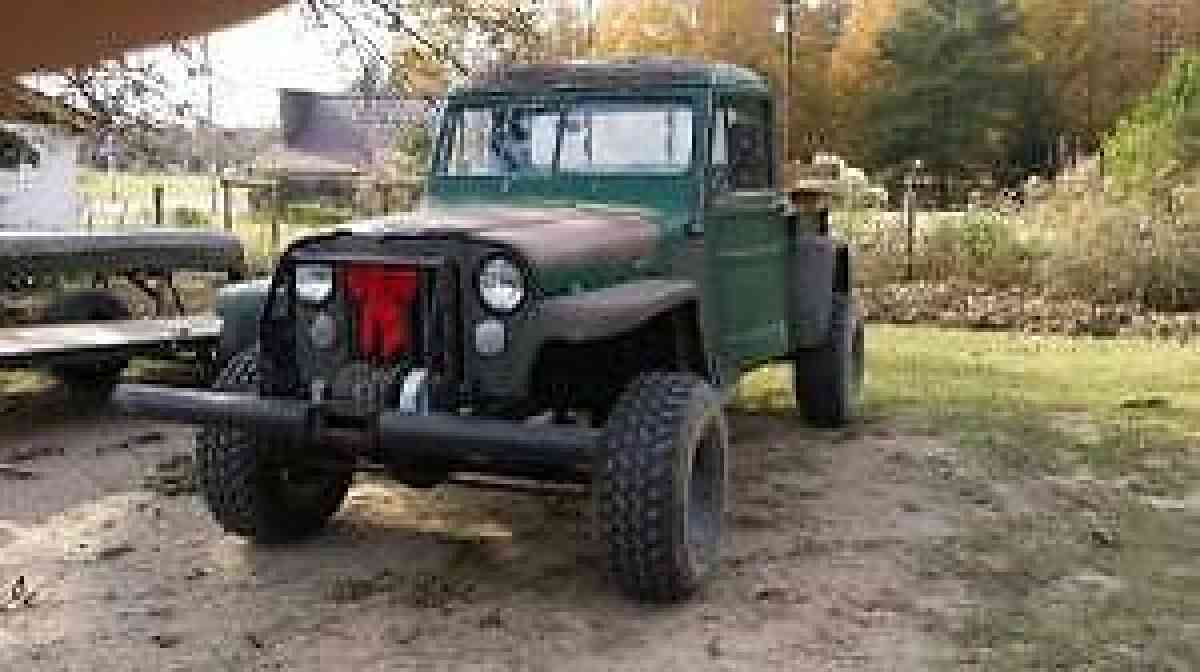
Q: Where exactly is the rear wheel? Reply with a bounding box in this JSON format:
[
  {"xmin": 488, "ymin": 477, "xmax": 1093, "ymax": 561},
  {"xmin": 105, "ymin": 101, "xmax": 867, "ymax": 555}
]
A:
[
  {"xmin": 195, "ymin": 349, "xmax": 351, "ymax": 543},
  {"xmin": 44, "ymin": 289, "xmax": 131, "ymax": 392},
  {"xmin": 793, "ymin": 294, "xmax": 864, "ymax": 427},
  {"xmin": 595, "ymin": 372, "xmax": 729, "ymax": 602}
]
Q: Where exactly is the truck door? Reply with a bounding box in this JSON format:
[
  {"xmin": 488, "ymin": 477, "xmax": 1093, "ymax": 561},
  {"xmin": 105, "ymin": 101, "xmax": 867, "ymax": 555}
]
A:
[{"xmin": 704, "ymin": 95, "xmax": 791, "ymax": 376}]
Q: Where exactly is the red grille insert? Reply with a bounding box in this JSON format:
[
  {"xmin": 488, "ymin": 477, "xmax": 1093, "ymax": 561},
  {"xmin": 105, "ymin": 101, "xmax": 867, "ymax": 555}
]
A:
[{"xmin": 343, "ymin": 265, "xmax": 420, "ymax": 361}]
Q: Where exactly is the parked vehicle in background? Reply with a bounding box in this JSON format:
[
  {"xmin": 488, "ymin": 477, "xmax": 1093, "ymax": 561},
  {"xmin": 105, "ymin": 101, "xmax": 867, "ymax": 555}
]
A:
[{"xmin": 0, "ymin": 230, "xmax": 246, "ymax": 393}]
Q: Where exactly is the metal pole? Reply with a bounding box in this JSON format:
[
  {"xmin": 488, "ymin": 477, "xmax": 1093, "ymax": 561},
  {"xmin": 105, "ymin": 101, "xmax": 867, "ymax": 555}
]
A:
[
  {"xmin": 784, "ymin": 1, "xmax": 793, "ymax": 166},
  {"xmin": 904, "ymin": 188, "xmax": 914, "ymax": 281},
  {"xmin": 204, "ymin": 36, "xmax": 218, "ymax": 215},
  {"xmin": 904, "ymin": 160, "xmax": 920, "ymax": 281},
  {"xmin": 586, "ymin": 0, "xmax": 594, "ymax": 57}
]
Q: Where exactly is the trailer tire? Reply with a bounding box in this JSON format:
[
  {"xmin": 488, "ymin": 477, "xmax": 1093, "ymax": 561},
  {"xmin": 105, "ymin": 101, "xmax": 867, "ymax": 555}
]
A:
[
  {"xmin": 596, "ymin": 372, "xmax": 728, "ymax": 602},
  {"xmin": 195, "ymin": 349, "xmax": 351, "ymax": 543},
  {"xmin": 44, "ymin": 289, "xmax": 131, "ymax": 391},
  {"xmin": 793, "ymin": 294, "xmax": 864, "ymax": 428}
]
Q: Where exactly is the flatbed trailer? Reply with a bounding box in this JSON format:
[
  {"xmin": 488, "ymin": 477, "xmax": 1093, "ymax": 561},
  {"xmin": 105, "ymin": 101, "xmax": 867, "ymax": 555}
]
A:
[
  {"xmin": 0, "ymin": 229, "xmax": 246, "ymax": 390},
  {"xmin": 0, "ymin": 315, "xmax": 222, "ymax": 366}
]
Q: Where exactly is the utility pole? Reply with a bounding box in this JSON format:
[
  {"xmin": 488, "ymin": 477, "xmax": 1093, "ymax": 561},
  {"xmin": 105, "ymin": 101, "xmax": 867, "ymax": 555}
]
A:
[
  {"xmin": 586, "ymin": 0, "xmax": 595, "ymax": 58},
  {"xmin": 203, "ymin": 36, "xmax": 218, "ymax": 215},
  {"xmin": 778, "ymin": 1, "xmax": 795, "ymax": 167}
]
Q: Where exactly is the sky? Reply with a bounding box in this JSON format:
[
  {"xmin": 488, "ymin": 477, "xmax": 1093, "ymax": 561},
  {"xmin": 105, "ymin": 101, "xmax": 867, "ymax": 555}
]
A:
[{"xmin": 201, "ymin": 4, "xmax": 370, "ymax": 128}]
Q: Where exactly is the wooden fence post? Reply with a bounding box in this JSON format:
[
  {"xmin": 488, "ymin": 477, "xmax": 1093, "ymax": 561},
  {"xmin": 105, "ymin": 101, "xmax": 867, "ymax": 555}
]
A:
[
  {"xmin": 152, "ymin": 184, "xmax": 165, "ymax": 227},
  {"xmin": 271, "ymin": 180, "xmax": 282, "ymax": 254},
  {"xmin": 222, "ymin": 179, "xmax": 233, "ymax": 231}
]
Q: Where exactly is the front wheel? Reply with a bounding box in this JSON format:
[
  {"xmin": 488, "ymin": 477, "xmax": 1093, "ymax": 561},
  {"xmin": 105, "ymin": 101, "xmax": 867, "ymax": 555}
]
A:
[
  {"xmin": 595, "ymin": 372, "xmax": 729, "ymax": 602},
  {"xmin": 195, "ymin": 349, "xmax": 351, "ymax": 543}
]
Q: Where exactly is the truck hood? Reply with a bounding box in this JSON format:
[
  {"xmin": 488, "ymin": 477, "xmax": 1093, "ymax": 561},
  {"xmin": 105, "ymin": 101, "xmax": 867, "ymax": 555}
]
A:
[{"xmin": 343, "ymin": 205, "xmax": 661, "ymax": 270}]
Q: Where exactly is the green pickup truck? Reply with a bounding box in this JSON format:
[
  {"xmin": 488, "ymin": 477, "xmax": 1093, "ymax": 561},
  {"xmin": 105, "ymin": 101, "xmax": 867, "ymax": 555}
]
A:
[{"xmin": 115, "ymin": 58, "xmax": 863, "ymax": 602}]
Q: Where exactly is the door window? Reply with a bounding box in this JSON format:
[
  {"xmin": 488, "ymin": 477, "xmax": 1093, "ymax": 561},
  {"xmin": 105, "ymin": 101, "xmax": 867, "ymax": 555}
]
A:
[{"xmin": 709, "ymin": 97, "xmax": 771, "ymax": 195}]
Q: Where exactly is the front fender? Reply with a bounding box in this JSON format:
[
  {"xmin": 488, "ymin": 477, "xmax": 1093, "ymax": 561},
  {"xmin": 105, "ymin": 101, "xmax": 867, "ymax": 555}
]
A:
[
  {"xmin": 539, "ymin": 279, "xmax": 697, "ymax": 343},
  {"xmin": 214, "ymin": 278, "xmax": 271, "ymax": 362},
  {"xmin": 472, "ymin": 279, "xmax": 699, "ymax": 400}
]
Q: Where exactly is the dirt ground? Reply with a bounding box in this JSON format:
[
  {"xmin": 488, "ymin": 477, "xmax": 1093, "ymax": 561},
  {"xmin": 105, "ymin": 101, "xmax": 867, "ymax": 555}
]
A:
[{"xmin": 0, "ymin": 382, "xmax": 965, "ymax": 672}]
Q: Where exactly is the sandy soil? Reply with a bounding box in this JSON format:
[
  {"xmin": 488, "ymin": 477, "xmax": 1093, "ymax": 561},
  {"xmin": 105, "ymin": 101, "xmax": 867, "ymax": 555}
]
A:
[{"xmin": 0, "ymin": 384, "xmax": 964, "ymax": 671}]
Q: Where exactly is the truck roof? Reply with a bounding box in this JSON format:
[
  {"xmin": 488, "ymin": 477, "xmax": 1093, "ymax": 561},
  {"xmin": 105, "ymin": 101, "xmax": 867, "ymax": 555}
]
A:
[{"xmin": 452, "ymin": 58, "xmax": 770, "ymax": 97}]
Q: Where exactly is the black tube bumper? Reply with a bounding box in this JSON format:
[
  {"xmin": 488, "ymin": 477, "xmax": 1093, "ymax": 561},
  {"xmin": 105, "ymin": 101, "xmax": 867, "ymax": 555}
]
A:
[{"xmin": 112, "ymin": 384, "xmax": 599, "ymax": 481}]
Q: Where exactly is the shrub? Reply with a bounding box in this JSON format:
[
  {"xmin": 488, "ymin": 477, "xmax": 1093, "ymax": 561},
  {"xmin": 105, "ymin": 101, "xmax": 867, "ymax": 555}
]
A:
[
  {"xmin": 918, "ymin": 211, "xmax": 1044, "ymax": 287},
  {"xmin": 284, "ymin": 203, "xmax": 354, "ymax": 227},
  {"xmin": 1104, "ymin": 50, "xmax": 1200, "ymax": 204},
  {"xmin": 172, "ymin": 207, "xmax": 210, "ymax": 228}
]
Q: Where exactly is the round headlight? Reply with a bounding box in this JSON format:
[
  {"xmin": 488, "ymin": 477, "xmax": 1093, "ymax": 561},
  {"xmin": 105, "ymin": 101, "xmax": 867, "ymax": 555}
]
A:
[
  {"xmin": 295, "ymin": 264, "xmax": 333, "ymax": 303},
  {"xmin": 477, "ymin": 257, "xmax": 525, "ymax": 313}
]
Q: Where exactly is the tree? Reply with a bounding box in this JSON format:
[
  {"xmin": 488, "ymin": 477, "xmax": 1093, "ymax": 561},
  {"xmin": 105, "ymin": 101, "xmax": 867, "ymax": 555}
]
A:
[
  {"xmin": 863, "ymin": 0, "xmax": 1029, "ymax": 191},
  {"xmin": 590, "ymin": 0, "xmax": 847, "ymax": 162},
  {"xmin": 25, "ymin": 0, "xmax": 551, "ymax": 135},
  {"xmin": 1104, "ymin": 49, "xmax": 1200, "ymax": 198},
  {"xmin": 592, "ymin": 0, "xmax": 695, "ymax": 57},
  {"xmin": 829, "ymin": 0, "xmax": 898, "ymax": 161}
]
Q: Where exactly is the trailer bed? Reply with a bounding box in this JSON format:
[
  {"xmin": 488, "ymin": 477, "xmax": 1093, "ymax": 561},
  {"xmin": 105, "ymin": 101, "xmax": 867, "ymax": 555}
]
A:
[{"xmin": 0, "ymin": 316, "xmax": 222, "ymax": 366}]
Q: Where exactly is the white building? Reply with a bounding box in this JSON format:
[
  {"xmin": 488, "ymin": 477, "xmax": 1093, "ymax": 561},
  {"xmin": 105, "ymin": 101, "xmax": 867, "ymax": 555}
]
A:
[{"xmin": 0, "ymin": 82, "xmax": 93, "ymax": 231}]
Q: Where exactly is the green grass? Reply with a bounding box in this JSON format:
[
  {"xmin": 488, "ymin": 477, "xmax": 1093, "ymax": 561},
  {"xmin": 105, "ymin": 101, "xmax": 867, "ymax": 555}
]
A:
[
  {"xmin": 741, "ymin": 325, "xmax": 1200, "ymax": 481},
  {"xmin": 738, "ymin": 325, "xmax": 1200, "ymax": 670}
]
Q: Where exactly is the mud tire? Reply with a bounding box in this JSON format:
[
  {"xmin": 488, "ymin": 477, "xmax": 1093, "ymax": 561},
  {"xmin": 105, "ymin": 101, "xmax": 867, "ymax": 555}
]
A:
[
  {"xmin": 793, "ymin": 294, "xmax": 864, "ymax": 428},
  {"xmin": 596, "ymin": 372, "xmax": 728, "ymax": 602},
  {"xmin": 195, "ymin": 349, "xmax": 350, "ymax": 543}
]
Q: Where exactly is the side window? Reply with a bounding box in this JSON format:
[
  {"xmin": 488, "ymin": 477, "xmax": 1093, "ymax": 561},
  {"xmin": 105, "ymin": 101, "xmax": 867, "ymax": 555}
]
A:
[{"xmin": 709, "ymin": 97, "xmax": 770, "ymax": 195}]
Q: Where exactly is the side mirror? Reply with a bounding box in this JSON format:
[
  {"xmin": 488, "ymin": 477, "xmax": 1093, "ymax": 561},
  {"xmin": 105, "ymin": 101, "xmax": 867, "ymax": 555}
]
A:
[
  {"xmin": 726, "ymin": 123, "xmax": 767, "ymax": 189},
  {"xmin": 727, "ymin": 124, "xmax": 763, "ymax": 165}
]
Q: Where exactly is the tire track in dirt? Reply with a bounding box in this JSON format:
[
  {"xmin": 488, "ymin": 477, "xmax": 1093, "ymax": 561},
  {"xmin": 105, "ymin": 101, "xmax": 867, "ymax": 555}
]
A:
[{"xmin": 0, "ymin": 397, "xmax": 964, "ymax": 671}]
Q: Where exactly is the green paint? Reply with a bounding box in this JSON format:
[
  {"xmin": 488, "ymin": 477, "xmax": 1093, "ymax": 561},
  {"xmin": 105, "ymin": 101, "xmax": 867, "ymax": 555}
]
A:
[
  {"xmin": 704, "ymin": 191, "xmax": 791, "ymax": 375},
  {"xmin": 426, "ymin": 61, "xmax": 809, "ymax": 375}
]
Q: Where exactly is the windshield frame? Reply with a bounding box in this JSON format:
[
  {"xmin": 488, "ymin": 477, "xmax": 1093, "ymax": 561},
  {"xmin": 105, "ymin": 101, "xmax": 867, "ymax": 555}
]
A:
[{"xmin": 434, "ymin": 94, "xmax": 700, "ymax": 178}]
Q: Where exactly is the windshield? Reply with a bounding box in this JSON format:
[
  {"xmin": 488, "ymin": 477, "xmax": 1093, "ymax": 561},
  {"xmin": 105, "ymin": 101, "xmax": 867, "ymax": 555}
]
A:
[{"xmin": 440, "ymin": 100, "xmax": 694, "ymax": 176}]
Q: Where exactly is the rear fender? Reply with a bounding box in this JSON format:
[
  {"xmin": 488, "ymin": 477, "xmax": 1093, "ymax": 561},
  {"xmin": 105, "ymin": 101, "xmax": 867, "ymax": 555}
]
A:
[{"xmin": 789, "ymin": 235, "xmax": 835, "ymax": 349}]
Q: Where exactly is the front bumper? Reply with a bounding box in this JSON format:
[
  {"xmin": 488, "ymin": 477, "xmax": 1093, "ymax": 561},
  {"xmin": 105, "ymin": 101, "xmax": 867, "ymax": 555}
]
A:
[{"xmin": 112, "ymin": 384, "xmax": 598, "ymax": 482}]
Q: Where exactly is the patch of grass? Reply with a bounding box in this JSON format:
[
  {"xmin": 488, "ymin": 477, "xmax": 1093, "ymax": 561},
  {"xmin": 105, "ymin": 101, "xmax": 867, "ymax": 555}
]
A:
[
  {"xmin": 738, "ymin": 325, "xmax": 1200, "ymax": 670},
  {"xmin": 741, "ymin": 325, "xmax": 1200, "ymax": 481}
]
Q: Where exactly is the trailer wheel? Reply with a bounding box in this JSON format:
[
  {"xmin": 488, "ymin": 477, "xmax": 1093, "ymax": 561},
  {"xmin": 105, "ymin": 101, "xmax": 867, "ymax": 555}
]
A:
[
  {"xmin": 195, "ymin": 349, "xmax": 351, "ymax": 543},
  {"xmin": 44, "ymin": 289, "xmax": 131, "ymax": 391},
  {"xmin": 793, "ymin": 294, "xmax": 864, "ymax": 428},
  {"xmin": 596, "ymin": 372, "xmax": 728, "ymax": 602}
]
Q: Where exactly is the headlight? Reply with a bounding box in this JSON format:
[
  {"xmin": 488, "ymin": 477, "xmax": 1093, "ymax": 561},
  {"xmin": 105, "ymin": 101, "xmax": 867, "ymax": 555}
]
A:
[
  {"xmin": 477, "ymin": 256, "xmax": 525, "ymax": 313},
  {"xmin": 295, "ymin": 264, "xmax": 334, "ymax": 303}
]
